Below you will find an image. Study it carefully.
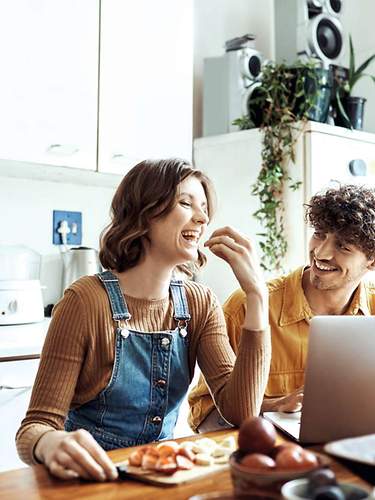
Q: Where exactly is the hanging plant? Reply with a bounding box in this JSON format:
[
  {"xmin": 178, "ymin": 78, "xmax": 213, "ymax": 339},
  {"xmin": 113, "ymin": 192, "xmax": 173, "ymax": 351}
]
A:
[{"xmin": 233, "ymin": 60, "xmax": 328, "ymax": 271}]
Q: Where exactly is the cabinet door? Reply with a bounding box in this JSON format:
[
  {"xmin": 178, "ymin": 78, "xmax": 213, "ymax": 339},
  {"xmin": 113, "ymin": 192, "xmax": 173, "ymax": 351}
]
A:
[
  {"xmin": 0, "ymin": 0, "xmax": 99, "ymax": 170},
  {"xmin": 305, "ymin": 130, "xmax": 375, "ymax": 195},
  {"xmin": 193, "ymin": 131, "xmax": 264, "ymax": 303},
  {"xmin": 98, "ymin": 0, "xmax": 193, "ymax": 175},
  {"xmin": 0, "ymin": 359, "xmax": 39, "ymax": 472},
  {"xmin": 304, "ymin": 129, "xmax": 375, "ymax": 263},
  {"xmin": 193, "ymin": 129, "xmax": 306, "ymax": 301},
  {"xmin": 0, "ymin": 387, "xmax": 32, "ymax": 471}
]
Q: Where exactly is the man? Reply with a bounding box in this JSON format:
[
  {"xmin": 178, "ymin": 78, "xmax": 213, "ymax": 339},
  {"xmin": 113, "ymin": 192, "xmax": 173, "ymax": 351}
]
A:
[{"xmin": 188, "ymin": 184, "xmax": 375, "ymax": 433}]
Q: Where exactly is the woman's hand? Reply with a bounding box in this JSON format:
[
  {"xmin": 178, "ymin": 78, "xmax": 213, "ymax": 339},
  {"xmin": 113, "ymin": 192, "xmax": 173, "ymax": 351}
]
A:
[
  {"xmin": 34, "ymin": 429, "xmax": 118, "ymax": 482},
  {"xmin": 204, "ymin": 226, "xmax": 268, "ymax": 330},
  {"xmin": 204, "ymin": 226, "xmax": 264, "ymax": 295}
]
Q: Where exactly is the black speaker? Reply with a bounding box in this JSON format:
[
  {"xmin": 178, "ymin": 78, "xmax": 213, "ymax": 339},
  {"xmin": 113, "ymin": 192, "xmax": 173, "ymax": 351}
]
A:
[{"xmin": 274, "ymin": 0, "xmax": 344, "ymax": 67}]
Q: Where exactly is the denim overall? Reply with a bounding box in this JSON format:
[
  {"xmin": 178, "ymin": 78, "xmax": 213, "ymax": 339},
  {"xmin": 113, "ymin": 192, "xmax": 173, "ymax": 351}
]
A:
[{"xmin": 65, "ymin": 270, "xmax": 191, "ymax": 450}]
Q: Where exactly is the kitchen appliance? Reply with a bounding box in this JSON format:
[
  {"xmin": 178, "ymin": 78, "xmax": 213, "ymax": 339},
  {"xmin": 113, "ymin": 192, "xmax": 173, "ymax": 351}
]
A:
[
  {"xmin": 62, "ymin": 246, "xmax": 102, "ymax": 292},
  {"xmin": 0, "ymin": 245, "xmax": 44, "ymax": 325}
]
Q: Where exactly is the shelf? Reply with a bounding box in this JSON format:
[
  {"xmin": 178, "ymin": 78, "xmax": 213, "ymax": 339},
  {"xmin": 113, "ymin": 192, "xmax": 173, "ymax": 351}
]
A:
[
  {"xmin": 194, "ymin": 122, "xmax": 375, "ymax": 148},
  {"xmin": 0, "ymin": 159, "xmax": 123, "ymax": 188}
]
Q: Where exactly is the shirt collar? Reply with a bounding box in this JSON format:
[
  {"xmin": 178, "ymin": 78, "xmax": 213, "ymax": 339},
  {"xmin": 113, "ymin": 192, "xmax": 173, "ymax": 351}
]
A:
[
  {"xmin": 279, "ymin": 266, "xmax": 311, "ymax": 326},
  {"xmin": 347, "ymin": 280, "xmax": 371, "ymax": 316},
  {"xmin": 279, "ymin": 267, "xmax": 370, "ymax": 326}
]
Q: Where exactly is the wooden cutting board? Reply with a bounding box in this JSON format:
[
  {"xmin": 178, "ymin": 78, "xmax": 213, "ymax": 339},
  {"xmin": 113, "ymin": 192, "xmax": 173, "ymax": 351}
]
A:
[{"xmin": 115, "ymin": 460, "xmax": 230, "ymax": 486}]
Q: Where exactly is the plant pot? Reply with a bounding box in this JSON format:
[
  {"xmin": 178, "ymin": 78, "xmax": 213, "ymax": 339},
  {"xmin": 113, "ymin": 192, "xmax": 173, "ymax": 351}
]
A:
[
  {"xmin": 245, "ymin": 66, "xmax": 332, "ymax": 127},
  {"xmin": 335, "ymin": 96, "xmax": 366, "ymax": 130},
  {"xmin": 293, "ymin": 67, "xmax": 333, "ymax": 123}
]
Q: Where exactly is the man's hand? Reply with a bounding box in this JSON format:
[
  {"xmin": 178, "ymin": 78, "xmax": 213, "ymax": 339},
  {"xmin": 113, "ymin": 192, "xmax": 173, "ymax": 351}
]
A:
[
  {"xmin": 34, "ymin": 429, "xmax": 118, "ymax": 481},
  {"xmin": 262, "ymin": 386, "xmax": 304, "ymax": 413}
]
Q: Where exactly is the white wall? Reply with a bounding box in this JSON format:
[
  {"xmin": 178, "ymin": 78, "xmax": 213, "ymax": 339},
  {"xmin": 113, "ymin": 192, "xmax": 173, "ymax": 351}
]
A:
[
  {"xmin": 193, "ymin": 0, "xmax": 375, "ymax": 137},
  {"xmin": 0, "ymin": 174, "xmax": 116, "ymax": 306}
]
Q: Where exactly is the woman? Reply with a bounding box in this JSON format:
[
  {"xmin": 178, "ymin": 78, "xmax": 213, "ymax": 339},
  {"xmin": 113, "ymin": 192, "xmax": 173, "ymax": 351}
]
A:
[{"xmin": 16, "ymin": 158, "xmax": 271, "ymax": 482}]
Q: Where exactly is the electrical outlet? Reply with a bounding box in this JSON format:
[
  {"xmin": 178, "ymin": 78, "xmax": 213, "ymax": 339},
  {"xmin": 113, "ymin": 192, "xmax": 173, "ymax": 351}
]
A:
[{"xmin": 53, "ymin": 210, "xmax": 82, "ymax": 245}]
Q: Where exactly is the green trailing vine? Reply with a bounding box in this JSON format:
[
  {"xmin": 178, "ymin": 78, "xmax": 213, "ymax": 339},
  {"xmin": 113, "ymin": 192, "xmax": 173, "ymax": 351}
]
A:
[{"xmin": 234, "ymin": 60, "xmax": 324, "ymax": 271}]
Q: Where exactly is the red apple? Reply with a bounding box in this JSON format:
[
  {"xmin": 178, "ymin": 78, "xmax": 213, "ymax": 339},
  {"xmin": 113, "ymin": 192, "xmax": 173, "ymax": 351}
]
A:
[
  {"xmin": 269, "ymin": 442, "xmax": 302, "ymax": 459},
  {"xmin": 241, "ymin": 453, "xmax": 276, "ymax": 470},
  {"xmin": 238, "ymin": 417, "xmax": 277, "ymax": 455},
  {"xmin": 275, "ymin": 447, "xmax": 319, "ymax": 470}
]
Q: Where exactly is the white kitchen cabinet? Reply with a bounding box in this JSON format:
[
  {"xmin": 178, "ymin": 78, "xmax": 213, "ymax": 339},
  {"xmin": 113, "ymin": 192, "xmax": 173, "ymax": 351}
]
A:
[
  {"xmin": 0, "ymin": 1, "xmax": 193, "ymax": 177},
  {"xmin": 98, "ymin": 0, "xmax": 193, "ymax": 175},
  {"xmin": 194, "ymin": 122, "xmax": 375, "ymax": 303},
  {"xmin": 0, "ymin": 0, "xmax": 99, "ymax": 170},
  {"xmin": 0, "ymin": 359, "xmax": 39, "ymax": 472}
]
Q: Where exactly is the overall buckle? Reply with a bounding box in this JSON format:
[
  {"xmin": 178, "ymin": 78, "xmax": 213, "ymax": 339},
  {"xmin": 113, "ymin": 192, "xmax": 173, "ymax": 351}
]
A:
[
  {"xmin": 177, "ymin": 319, "xmax": 189, "ymax": 337},
  {"xmin": 116, "ymin": 318, "xmax": 131, "ymax": 338}
]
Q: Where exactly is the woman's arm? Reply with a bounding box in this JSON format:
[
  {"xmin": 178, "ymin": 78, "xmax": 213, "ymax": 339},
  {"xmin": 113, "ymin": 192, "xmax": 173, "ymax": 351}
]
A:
[
  {"xmin": 197, "ymin": 226, "xmax": 271, "ymax": 425},
  {"xmin": 16, "ymin": 288, "xmax": 117, "ymax": 481}
]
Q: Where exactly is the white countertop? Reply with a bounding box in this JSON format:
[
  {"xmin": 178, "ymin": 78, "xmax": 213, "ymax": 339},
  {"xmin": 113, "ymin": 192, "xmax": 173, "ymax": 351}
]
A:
[{"xmin": 0, "ymin": 319, "xmax": 51, "ymax": 360}]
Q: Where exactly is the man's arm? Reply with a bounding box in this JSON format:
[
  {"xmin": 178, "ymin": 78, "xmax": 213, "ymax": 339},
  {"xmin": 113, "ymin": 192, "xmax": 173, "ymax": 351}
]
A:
[{"xmin": 261, "ymin": 386, "xmax": 304, "ymax": 413}]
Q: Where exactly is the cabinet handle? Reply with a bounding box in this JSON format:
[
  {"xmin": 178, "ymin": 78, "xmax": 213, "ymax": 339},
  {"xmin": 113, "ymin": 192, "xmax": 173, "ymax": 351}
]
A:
[
  {"xmin": 348, "ymin": 159, "xmax": 367, "ymax": 176},
  {"xmin": 0, "ymin": 385, "xmax": 32, "ymax": 390},
  {"xmin": 46, "ymin": 144, "xmax": 80, "ymax": 156},
  {"xmin": 111, "ymin": 153, "xmax": 141, "ymax": 165}
]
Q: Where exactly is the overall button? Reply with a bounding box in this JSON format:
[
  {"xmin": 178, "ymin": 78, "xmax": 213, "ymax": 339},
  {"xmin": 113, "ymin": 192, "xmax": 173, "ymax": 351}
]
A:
[
  {"xmin": 151, "ymin": 416, "xmax": 162, "ymax": 424},
  {"xmin": 161, "ymin": 337, "xmax": 170, "ymax": 347},
  {"xmin": 156, "ymin": 379, "xmax": 166, "ymax": 387},
  {"xmin": 120, "ymin": 328, "xmax": 129, "ymax": 338}
]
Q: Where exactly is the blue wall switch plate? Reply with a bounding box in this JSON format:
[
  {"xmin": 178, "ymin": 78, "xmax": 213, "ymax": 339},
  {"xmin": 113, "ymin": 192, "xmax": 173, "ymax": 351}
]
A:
[{"xmin": 52, "ymin": 210, "xmax": 82, "ymax": 245}]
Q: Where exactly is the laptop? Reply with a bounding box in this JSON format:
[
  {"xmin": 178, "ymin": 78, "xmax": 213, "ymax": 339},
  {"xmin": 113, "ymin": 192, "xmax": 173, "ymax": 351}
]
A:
[{"xmin": 264, "ymin": 316, "xmax": 375, "ymax": 444}]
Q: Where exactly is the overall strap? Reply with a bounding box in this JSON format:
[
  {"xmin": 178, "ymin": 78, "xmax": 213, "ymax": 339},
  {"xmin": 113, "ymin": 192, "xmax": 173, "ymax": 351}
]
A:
[
  {"xmin": 96, "ymin": 270, "xmax": 131, "ymax": 321},
  {"xmin": 169, "ymin": 279, "xmax": 191, "ymax": 321}
]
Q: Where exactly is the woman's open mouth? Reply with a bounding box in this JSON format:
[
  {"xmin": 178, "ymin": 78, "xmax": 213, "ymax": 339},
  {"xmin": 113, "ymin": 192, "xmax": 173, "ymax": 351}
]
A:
[{"xmin": 181, "ymin": 230, "xmax": 200, "ymax": 245}]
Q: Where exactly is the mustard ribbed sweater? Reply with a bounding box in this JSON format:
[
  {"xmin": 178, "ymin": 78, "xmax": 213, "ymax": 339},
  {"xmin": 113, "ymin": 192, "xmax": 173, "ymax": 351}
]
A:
[{"xmin": 16, "ymin": 275, "xmax": 271, "ymax": 465}]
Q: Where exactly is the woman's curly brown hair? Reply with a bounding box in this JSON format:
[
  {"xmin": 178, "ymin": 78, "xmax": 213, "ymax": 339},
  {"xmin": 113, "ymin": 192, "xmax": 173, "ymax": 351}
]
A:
[
  {"xmin": 305, "ymin": 184, "xmax": 375, "ymax": 258},
  {"xmin": 99, "ymin": 158, "xmax": 216, "ymax": 274}
]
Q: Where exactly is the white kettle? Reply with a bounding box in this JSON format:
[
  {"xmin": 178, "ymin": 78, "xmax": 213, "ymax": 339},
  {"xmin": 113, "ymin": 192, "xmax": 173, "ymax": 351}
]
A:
[{"xmin": 62, "ymin": 247, "xmax": 102, "ymax": 292}]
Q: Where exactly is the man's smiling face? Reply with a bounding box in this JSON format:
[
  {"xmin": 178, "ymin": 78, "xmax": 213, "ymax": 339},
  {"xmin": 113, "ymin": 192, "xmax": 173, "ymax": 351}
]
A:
[{"xmin": 308, "ymin": 231, "xmax": 375, "ymax": 290}]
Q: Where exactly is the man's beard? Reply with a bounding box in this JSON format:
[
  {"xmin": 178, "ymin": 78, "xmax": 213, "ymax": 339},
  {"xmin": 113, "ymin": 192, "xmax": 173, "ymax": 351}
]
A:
[
  {"xmin": 309, "ymin": 260, "xmax": 368, "ymax": 291},
  {"xmin": 310, "ymin": 272, "xmax": 341, "ymax": 290}
]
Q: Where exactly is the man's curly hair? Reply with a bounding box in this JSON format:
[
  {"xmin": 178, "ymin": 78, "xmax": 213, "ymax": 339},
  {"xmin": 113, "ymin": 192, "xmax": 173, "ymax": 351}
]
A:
[{"xmin": 305, "ymin": 184, "xmax": 375, "ymax": 259}]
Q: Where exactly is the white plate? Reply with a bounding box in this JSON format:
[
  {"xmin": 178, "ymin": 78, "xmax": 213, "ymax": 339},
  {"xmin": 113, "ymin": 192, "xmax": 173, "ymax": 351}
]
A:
[{"xmin": 324, "ymin": 434, "xmax": 375, "ymax": 466}]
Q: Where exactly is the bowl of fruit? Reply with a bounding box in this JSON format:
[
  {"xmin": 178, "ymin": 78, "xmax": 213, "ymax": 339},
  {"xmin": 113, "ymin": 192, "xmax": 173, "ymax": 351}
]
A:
[
  {"xmin": 230, "ymin": 417, "xmax": 330, "ymax": 497},
  {"xmin": 281, "ymin": 468, "xmax": 371, "ymax": 500}
]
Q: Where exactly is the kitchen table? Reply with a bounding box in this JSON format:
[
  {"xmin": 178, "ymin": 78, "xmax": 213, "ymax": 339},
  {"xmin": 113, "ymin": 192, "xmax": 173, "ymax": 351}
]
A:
[{"xmin": 0, "ymin": 429, "xmax": 372, "ymax": 500}]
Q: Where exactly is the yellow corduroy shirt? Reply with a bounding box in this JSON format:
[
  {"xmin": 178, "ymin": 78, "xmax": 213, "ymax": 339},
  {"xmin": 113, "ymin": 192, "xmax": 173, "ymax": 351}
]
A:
[{"xmin": 188, "ymin": 266, "xmax": 375, "ymax": 432}]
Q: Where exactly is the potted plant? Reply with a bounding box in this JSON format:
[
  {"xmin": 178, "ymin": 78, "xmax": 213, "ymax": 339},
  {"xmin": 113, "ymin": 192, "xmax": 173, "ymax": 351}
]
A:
[
  {"xmin": 335, "ymin": 35, "xmax": 375, "ymax": 130},
  {"xmin": 233, "ymin": 60, "xmax": 324, "ymax": 271}
]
